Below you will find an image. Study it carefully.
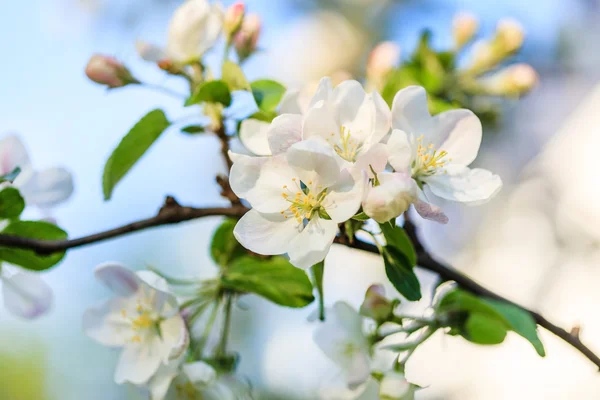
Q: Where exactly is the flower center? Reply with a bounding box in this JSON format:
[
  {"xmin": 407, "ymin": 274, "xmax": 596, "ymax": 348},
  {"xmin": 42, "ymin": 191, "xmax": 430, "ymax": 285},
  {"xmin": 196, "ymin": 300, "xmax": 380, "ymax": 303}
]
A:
[
  {"xmin": 329, "ymin": 126, "xmax": 362, "ymax": 162},
  {"xmin": 121, "ymin": 302, "xmax": 160, "ymax": 343},
  {"xmin": 280, "ymin": 178, "xmax": 327, "ymax": 223},
  {"xmin": 412, "ymin": 135, "xmax": 451, "ymax": 177}
]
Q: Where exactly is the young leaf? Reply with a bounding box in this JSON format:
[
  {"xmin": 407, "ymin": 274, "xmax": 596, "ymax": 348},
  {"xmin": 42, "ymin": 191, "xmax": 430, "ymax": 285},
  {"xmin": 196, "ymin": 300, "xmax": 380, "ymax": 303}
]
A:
[
  {"xmin": 379, "ymin": 223, "xmax": 417, "ymax": 266},
  {"xmin": 221, "ymin": 256, "xmax": 315, "ymax": 308},
  {"xmin": 222, "ymin": 61, "xmax": 250, "ymax": 91},
  {"xmin": 311, "ymin": 261, "xmax": 325, "ymax": 320},
  {"xmin": 210, "ymin": 218, "xmax": 246, "ymax": 267},
  {"xmin": 352, "ymin": 212, "xmax": 370, "ymax": 221},
  {"xmin": 483, "ymin": 299, "xmax": 546, "ymax": 356},
  {"xmin": 0, "ymin": 187, "xmax": 25, "ymax": 219},
  {"xmin": 437, "ymin": 289, "xmax": 507, "ymax": 322},
  {"xmin": 102, "ymin": 109, "xmax": 171, "ymax": 200},
  {"xmin": 185, "ymin": 80, "xmax": 232, "ymax": 107},
  {"xmin": 382, "ymin": 246, "xmax": 421, "ymax": 301},
  {"xmin": 180, "ymin": 125, "xmax": 206, "ymax": 135},
  {"xmin": 464, "ymin": 312, "xmax": 508, "ymax": 345},
  {"xmin": 0, "ymin": 221, "xmax": 67, "ymax": 271},
  {"xmin": 250, "ymin": 80, "xmax": 286, "ymax": 112}
]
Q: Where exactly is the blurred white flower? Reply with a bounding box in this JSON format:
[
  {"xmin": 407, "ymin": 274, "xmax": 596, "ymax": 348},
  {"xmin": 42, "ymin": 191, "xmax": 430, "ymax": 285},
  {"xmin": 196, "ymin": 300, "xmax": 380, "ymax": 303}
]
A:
[
  {"xmin": 314, "ymin": 302, "xmax": 371, "ymax": 389},
  {"xmin": 387, "ymin": 86, "xmax": 502, "ymax": 223},
  {"xmin": 0, "ymin": 134, "xmax": 73, "ymax": 209},
  {"xmin": 379, "ymin": 371, "xmax": 417, "ymax": 400},
  {"xmin": 0, "ymin": 266, "xmax": 52, "ymax": 319},
  {"xmin": 362, "ymin": 172, "xmax": 417, "ymax": 223},
  {"xmin": 452, "ymin": 12, "xmax": 479, "ymax": 49},
  {"xmin": 231, "ymin": 138, "xmax": 365, "ymax": 269},
  {"xmin": 366, "ymin": 41, "xmax": 401, "ymax": 90},
  {"xmin": 137, "ymin": 0, "xmax": 223, "ymax": 63},
  {"xmin": 83, "ymin": 263, "xmax": 189, "ymax": 386}
]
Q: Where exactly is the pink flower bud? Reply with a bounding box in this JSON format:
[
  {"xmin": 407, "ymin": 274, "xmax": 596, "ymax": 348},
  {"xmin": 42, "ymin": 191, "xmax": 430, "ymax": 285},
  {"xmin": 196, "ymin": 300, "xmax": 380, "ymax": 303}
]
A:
[
  {"xmin": 224, "ymin": 2, "xmax": 245, "ymax": 38},
  {"xmin": 362, "ymin": 171, "xmax": 417, "ymax": 223},
  {"xmin": 479, "ymin": 63, "xmax": 538, "ymax": 96},
  {"xmin": 367, "ymin": 41, "xmax": 400, "ymax": 84},
  {"xmin": 452, "ymin": 12, "xmax": 479, "ymax": 48},
  {"xmin": 495, "ymin": 18, "xmax": 525, "ymax": 53},
  {"xmin": 85, "ymin": 54, "xmax": 138, "ymax": 88},
  {"xmin": 234, "ymin": 13, "xmax": 261, "ymax": 62},
  {"xmin": 360, "ymin": 284, "xmax": 394, "ymax": 322}
]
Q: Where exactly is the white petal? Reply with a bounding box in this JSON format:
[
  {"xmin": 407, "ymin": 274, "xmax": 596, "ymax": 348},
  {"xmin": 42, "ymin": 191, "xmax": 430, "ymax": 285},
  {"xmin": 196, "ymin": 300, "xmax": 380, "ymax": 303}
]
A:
[
  {"xmin": 379, "ymin": 371, "xmax": 411, "ymax": 399},
  {"xmin": 362, "ymin": 172, "xmax": 417, "ymax": 223},
  {"xmin": 146, "ymin": 359, "xmax": 181, "ymax": 400},
  {"xmin": 371, "ymin": 91, "xmax": 392, "ymax": 144},
  {"xmin": 387, "ymin": 129, "xmax": 414, "ymax": 173},
  {"xmin": 391, "ymin": 86, "xmax": 431, "ymax": 135},
  {"xmin": 137, "ymin": 280, "xmax": 179, "ymax": 319},
  {"xmin": 332, "ymin": 80, "xmax": 368, "ymax": 127},
  {"xmin": 434, "ymin": 109, "xmax": 482, "ymax": 166},
  {"xmin": 346, "ymin": 352, "xmax": 372, "ymax": 389},
  {"xmin": 2, "ymin": 272, "xmax": 52, "ymax": 319},
  {"xmin": 414, "ymin": 189, "xmax": 449, "ymax": 224},
  {"xmin": 95, "ymin": 263, "xmax": 140, "ymax": 297},
  {"xmin": 182, "ymin": 361, "xmax": 217, "ymax": 385},
  {"xmin": 229, "ymin": 154, "xmax": 297, "ymax": 213},
  {"xmin": 303, "ymin": 101, "xmax": 340, "ymax": 145},
  {"xmin": 424, "ymin": 165, "xmax": 502, "ymax": 204},
  {"xmin": 135, "ymin": 40, "xmax": 167, "ymax": 63},
  {"xmin": 342, "ymin": 98, "xmax": 375, "ymax": 146},
  {"xmin": 287, "ymin": 217, "xmax": 338, "ymax": 269},
  {"xmin": 279, "ymin": 90, "xmax": 303, "ymax": 115},
  {"xmin": 197, "ymin": 4, "xmax": 224, "ymax": 55},
  {"xmin": 115, "ymin": 338, "xmax": 164, "ymax": 385},
  {"xmin": 159, "ymin": 315, "xmax": 189, "ymax": 362},
  {"xmin": 233, "ymin": 210, "xmax": 299, "ymax": 256},
  {"xmin": 0, "ymin": 134, "xmax": 31, "ymax": 176},
  {"xmin": 308, "ymin": 77, "xmax": 334, "ymax": 108},
  {"xmin": 239, "ymin": 119, "xmax": 271, "ymax": 156},
  {"xmin": 136, "ymin": 270, "xmax": 169, "ymax": 293},
  {"xmin": 286, "ymin": 137, "xmax": 341, "ymax": 188},
  {"xmin": 267, "ymin": 114, "xmax": 303, "ymax": 155},
  {"xmin": 82, "ymin": 297, "xmax": 134, "ymax": 347},
  {"xmin": 18, "ymin": 167, "xmax": 74, "ymax": 208},
  {"xmin": 325, "ymin": 169, "xmax": 366, "ymax": 223},
  {"xmin": 353, "ymin": 143, "xmax": 388, "ymax": 178}
]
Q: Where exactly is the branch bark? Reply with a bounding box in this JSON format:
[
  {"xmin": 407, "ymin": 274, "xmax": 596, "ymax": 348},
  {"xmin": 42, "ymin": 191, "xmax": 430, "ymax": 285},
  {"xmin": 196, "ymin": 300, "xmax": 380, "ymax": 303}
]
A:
[{"xmin": 0, "ymin": 203, "xmax": 599, "ymax": 369}]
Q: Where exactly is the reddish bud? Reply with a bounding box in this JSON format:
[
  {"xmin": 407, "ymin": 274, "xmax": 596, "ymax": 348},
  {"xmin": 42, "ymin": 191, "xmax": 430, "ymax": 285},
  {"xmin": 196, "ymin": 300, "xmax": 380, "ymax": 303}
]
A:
[
  {"xmin": 224, "ymin": 2, "xmax": 245, "ymax": 38},
  {"xmin": 85, "ymin": 54, "xmax": 138, "ymax": 88},
  {"xmin": 234, "ymin": 13, "xmax": 261, "ymax": 62},
  {"xmin": 360, "ymin": 284, "xmax": 394, "ymax": 322}
]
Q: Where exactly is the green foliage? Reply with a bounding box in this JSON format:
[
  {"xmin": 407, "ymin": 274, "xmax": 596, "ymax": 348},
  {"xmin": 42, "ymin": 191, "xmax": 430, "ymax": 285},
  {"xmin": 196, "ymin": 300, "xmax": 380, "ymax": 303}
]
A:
[
  {"xmin": 221, "ymin": 256, "xmax": 315, "ymax": 308},
  {"xmin": 102, "ymin": 109, "xmax": 171, "ymax": 200},
  {"xmin": 311, "ymin": 261, "xmax": 325, "ymax": 320},
  {"xmin": 180, "ymin": 125, "xmax": 206, "ymax": 135},
  {"xmin": 379, "ymin": 223, "xmax": 417, "ymax": 266},
  {"xmin": 0, "ymin": 221, "xmax": 67, "ymax": 271},
  {"xmin": 250, "ymin": 80, "xmax": 286, "ymax": 112},
  {"xmin": 210, "ymin": 218, "xmax": 246, "ymax": 267},
  {"xmin": 351, "ymin": 212, "xmax": 370, "ymax": 221},
  {"xmin": 222, "ymin": 61, "xmax": 250, "ymax": 91},
  {"xmin": 0, "ymin": 187, "xmax": 25, "ymax": 219},
  {"xmin": 249, "ymin": 110, "xmax": 277, "ymax": 123},
  {"xmin": 185, "ymin": 80, "xmax": 232, "ymax": 107},
  {"xmin": 0, "ymin": 167, "xmax": 22, "ymax": 184},
  {"xmin": 437, "ymin": 289, "xmax": 545, "ymax": 355},
  {"xmin": 382, "ymin": 246, "xmax": 421, "ymax": 301}
]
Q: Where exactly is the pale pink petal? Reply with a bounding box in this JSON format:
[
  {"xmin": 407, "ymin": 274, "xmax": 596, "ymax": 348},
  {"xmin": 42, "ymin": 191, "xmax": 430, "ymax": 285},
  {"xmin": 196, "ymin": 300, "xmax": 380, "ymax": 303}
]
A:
[{"xmin": 2, "ymin": 272, "xmax": 52, "ymax": 319}]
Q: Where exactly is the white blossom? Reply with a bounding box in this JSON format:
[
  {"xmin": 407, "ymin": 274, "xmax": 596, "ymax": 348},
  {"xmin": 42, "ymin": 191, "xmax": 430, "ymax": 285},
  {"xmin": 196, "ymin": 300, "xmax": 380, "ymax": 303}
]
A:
[
  {"xmin": 137, "ymin": 0, "xmax": 223, "ymax": 64},
  {"xmin": 231, "ymin": 137, "xmax": 365, "ymax": 269},
  {"xmin": 83, "ymin": 263, "xmax": 189, "ymax": 386},
  {"xmin": 387, "ymin": 86, "xmax": 502, "ymax": 223},
  {"xmin": 362, "ymin": 172, "xmax": 417, "ymax": 223},
  {"xmin": 379, "ymin": 371, "xmax": 416, "ymax": 400},
  {"xmin": 0, "ymin": 265, "xmax": 52, "ymax": 319}
]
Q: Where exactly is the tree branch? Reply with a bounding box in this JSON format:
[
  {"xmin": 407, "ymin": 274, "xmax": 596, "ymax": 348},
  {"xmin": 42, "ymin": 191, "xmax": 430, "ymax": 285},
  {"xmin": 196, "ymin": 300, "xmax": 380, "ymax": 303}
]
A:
[{"xmin": 0, "ymin": 202, "xmax": 598, "ymax": 369}]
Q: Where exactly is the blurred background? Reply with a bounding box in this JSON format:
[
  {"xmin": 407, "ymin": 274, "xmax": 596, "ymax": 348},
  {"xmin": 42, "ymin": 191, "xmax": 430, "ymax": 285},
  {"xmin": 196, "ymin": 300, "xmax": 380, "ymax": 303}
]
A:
[{"xmin": 2, "ymin": 0, "xmax": 600, "ymax": 398}]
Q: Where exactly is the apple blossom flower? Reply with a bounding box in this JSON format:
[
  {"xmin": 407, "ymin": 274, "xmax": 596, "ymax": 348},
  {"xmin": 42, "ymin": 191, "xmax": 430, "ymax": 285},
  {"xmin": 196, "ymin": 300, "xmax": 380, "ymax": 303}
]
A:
[
  {"xmin": 137, "ymin": 0, "xmax": 223, "ymax": 64},
  {"xmin": 83, "ymin": 263, "xmax": 189, "ymax": 386},
  {"xmin": 387, "ymin": 86, "xmax": 502, "ymax": 223},
  {"xmin": 314, "ymin": 301, "xmax": 371, "ymax": 389},
  {"xmin": 379, "ymin": 371, "xmax": 418, "ymax": 400},
  {"xmin": 0, "ymin": 265, "xmax": 52, "ymax": 319},
  {"xmin": 0, "ymin": 135, "xmax": 73, "ymax": 209},
  {"xmin": 231, "ymin": 137, "xmax": 365, "ymax": 269},
  {"xmin": 362, "ymin": 171, "xmax": 417, "ymax": 223},
  {"xmin": 85, "ymin": 54, "xmax": 139, "ymax": 88},
  {"xmin": 233, "ymin": 13, "xmax": 261, "ymax": 62},
  {"xmin": 452, "ymin": 12, "xmax": 479, "ymax": 49}
]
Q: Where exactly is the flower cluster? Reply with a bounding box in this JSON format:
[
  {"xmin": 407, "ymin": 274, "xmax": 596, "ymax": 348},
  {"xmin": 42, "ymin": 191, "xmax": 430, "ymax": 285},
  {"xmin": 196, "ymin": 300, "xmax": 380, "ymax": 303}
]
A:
[{"xmin": 231, "ymin": 78, "xmax": 501, "ymax": 269}]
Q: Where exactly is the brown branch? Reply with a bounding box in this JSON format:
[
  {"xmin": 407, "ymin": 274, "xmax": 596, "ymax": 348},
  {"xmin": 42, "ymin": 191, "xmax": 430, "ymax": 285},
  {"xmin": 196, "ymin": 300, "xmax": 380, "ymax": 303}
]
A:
[{"xmin": 0, "ymin": 201, "xmax": 598, "ymax": 369}]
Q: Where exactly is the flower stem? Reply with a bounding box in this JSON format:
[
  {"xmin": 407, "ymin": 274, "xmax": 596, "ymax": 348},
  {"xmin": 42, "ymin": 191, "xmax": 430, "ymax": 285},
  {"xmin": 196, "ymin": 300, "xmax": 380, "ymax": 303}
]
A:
[
  {"xmin": 217, "ymin": 293, "xmax": 233, "ymax": 357},
  {"xmin": 137, "ymin": 82, "xmax": 186, "ymax": 99},
  {"xmin": 196, "ymin": 299, "xmax": 221, "ymax": 358},
  {"xmin": 310, "ymin": 262, "xmax": 325, "ymax": 321}
]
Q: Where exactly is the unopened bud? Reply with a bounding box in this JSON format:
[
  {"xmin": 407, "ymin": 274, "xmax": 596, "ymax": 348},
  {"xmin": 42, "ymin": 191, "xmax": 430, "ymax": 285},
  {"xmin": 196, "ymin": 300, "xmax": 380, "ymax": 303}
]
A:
[
  {"xmin": 85, "ymin": 54, "xmax": 138, "ymax": 88},
  {"xmin": 367, "ymin": 41, "xmax": 400, "ymax": 89},
  {"xmin": 362, "ymin": 171, "xmax": 417, "ymax": 224},
  {"xmin": 234, "ymin": 13, "xmax": 261, "ymax": 62},
  {"xmin": 360, "ymin": 284, "xmax": 394, "ymax": 323},
  {"xmin": 379, "ymin": 371, "xmax": 417, "ymax": 400},
  {"xmin": 135, "ymin": 40, "xmax": 167, "ymax": 63},
  {"xmin": 467, "ymin": 39, "xmax": 495, "ymax": 73},
  {"xmin": 480, "ymin": 63, "xmax": 538, "ymax": 96},
  {"xmin": 452, "ymin": 12, "xmax": 479, "ymax": 49},
  {"xmin": 495, "ymin": 18, "xmax": 524, "ymax": 53},
  {"xmin": 224, "ymin": 2, "xmax": 245, "ymax": 38}
]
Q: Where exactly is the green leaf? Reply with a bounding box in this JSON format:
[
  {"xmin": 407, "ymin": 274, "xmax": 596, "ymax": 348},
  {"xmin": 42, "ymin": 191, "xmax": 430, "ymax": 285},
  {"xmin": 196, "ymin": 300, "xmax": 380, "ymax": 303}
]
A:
[
  {"xmin": 0, "ymin": 221, "xmax": 67, "ymax": 271},
  {"xmin": 180, "ymin": 125, "xmax": 206, "ymax": 135},
  {"xmin": 102, "ymin": 109, "xmax": 171, "ymax": 200},
  {"xmin": 464, "ymin": 312, "xmax": 508, "ymax": 345},
  {"xmin": 311, "ymin": 261, "xmax": 325, "ymax": 320},
  {"xmin": 221, "ymin": 256, "xmax": 315, "ymax": 308},
  {"xmin": 483, "ymin": 299, "xmax": 546, "ymax": 356},
  {"xmin": 0, "ymin": 167, "xmax": 21, "ymax": 184},
  {"xmin": 352, "ymin": 212, "xmax": 370, "ymax": 221},
  {"xmin": 222, "ymin": 61, "xmax": 250, "ymax": 91},
  {"xmin": 437, "ymin": 289, "xmax": 507, "ymax": 322},
  {"xmin": 185, "ymin": 80, "xmax": 232, "ymax": 107},
  {"xmin": 381, "ymin": 65, "xmax": 420, "ymax": 106},
  {"xmin": 250, "ymin": 80, "xmax": 286, "ymax": 112},
  {"xmin": 382, "ymin": 246, "xmax": 421, "ymax": 301},
  {"xmin": 249, "ymin": 110, "xmax": 277, "ymax": 123},
  {"xmin": 0, "ymin": 187, "xmax": 25, "ymax": 219},
  {"xmin": 379, "ymin": 223, "xmax": 417, "ymax": 266},
  {"xmin": 210, "ymin": 218, "xmax": 246, "ymax": 267}
]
